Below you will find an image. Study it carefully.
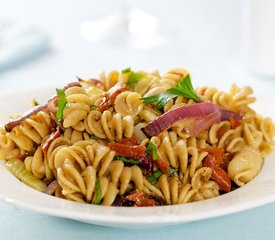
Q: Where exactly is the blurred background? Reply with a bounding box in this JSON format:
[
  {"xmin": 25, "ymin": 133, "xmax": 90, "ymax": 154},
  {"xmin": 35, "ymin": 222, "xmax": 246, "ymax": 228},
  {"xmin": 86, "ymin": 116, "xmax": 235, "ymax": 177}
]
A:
[{"xmin": 0, "ymin": 0, "xmax": 274, "ymax": 95}]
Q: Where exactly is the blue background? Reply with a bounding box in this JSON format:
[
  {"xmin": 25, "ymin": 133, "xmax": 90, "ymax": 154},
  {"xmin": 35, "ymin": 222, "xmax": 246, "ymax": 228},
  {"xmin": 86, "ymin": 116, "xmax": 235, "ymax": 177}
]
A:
[{"xmin": 1, "ymin": 201, "xmax": 275, "ymax": 240}]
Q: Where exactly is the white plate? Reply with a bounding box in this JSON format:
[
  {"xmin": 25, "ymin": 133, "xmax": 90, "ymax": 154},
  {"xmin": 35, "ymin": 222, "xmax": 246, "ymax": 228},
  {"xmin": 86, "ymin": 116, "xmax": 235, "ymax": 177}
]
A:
[{"xmin": 0, "ymin": 87, "xmax": 275, "ymax": 229}]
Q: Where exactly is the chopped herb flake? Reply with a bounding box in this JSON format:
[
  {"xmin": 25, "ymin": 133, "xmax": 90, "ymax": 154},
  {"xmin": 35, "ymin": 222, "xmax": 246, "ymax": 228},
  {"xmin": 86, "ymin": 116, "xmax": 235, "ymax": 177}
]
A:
[
  {"xmin": 92, "ymin": 178, "xmax": 102, "ymax": 204},
  {"xmin": 91, "ymin": 105, "xmax": 97, "ymax": 110},
  {"xmin": 56, "ymin": 88, "xmax": 67, "ymax": 122},
  {"xmin": 147, "ymin": 169, "xmax": 163, "ymax": 184},
  {"xmin": 91, "ymin": 134, "xmax": 98, "ymax": 140},
  {"xmin": 168, "ymin": 167, "xmax": 176, "ymax": 176},
  {"xmin": 146, "ymin": 142, "xmax": 158, "ymax": 160},
  {"xmin": 115, "ymin": 156, "xmax": 139, "ymax": 164},
  {"xmin": 31, "ymin": 97, "xmax": 39, "ymax": 107},
  {"xmin": 121, "ymin": 67, "xmax": 131, "ymax": 73},
  {"xmin": 126, "ymin": 72, "xmax": 145, "ymax": 88}
]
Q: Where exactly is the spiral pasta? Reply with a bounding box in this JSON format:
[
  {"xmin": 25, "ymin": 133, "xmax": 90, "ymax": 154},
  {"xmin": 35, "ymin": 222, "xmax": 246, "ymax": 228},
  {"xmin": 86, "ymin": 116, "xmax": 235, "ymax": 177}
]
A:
[
  {"xmin": 197, "ymin": 86, "xmax": 234, "ymax": 110},
  {"xmin": 114, "ymin": 91, "xmax": 144, "ymax": 117},
  {"xmin": 84, "ymin": 109, "xmax": 134, "ymax": 141},
  {"xmin": 143, "ymin": 68, "xmax": 188, "ymax": 97},
  {"xmin": 0, "ymin": 127, "xmax": 20, "ymax": 160},
  {"xmin": 228, "ymin": 146, "xmax": 263, "ymax": 186},
  {"xmin": 0, "ymin": 67, "xmax": 274, "ymax": 207},
  {"xmin": 62, "ymin": 86, "xmax": 91, "ymax": 130},
  {"xmin": 1, "ymin": 111, "xmax": 52, "ymax": 160},
  {"xmin": 209, "ymin": 121, "xmax": 245, "ymax": 153}
]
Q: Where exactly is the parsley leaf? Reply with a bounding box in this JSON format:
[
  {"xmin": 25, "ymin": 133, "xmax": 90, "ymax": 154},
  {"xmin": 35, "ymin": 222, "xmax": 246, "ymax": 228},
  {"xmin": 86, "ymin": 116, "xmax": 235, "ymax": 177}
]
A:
[
  {"xmin": 168, "ymin": 74, "xmax": 200, "ymax": 102},
  {"xmin": 121, "ymin": 67, "xmax": 131, "ymax": 73},
  {"xmin": 146, "ymin": 142, "xmax": 158, "ymax": 160},
  {"xmin": 141, "ymin": 74, "xmax": 201, "ymax": 109},
  {"xmin": 30, "ymin": 97, "xmax": 39, "ymax": 107},
  {"xmin": 92, "ymin": 178, "xmax": 102, "ymax": 204},
  {"xmin": 115, "ymin": 156, "xmax": 139, "ymax": 164},
  {"xmin": 91, "ymin": 105, "xmax": 97, "ymax": 110},
  {"xmin": 56, "ymin": 88, "xmax": 67, "ymax": 122},
  {"xmin": 147, "ymin": 167, "xmax": 176, "ymax": 184},
  {"xmin": 168, "ymin": 167, "xmax": 176, "ymax": 176},
  {"xmin": 142, "ymin": 92, "xmax": 176, "ymax": 109},
  {"xmin": 91, "ymin": 134, "xmax": 98, "ymax": 140},
  {"xmin": 126, "ymin": 72, "xmax": 145, "ymax": 88},
  {"xmin": 147, "ymin": 169, "xmax": 163, "ymax": 184}
]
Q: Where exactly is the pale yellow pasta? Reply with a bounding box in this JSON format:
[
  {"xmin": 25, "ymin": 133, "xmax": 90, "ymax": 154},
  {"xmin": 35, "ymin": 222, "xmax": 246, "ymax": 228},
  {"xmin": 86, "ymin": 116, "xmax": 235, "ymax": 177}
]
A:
[
  {"xmin": 139, "ymin": 105, "xmax": 161, "ymax": 123},
  {"xmin": 150, "ymin": 135, "xmax": 188, "ymax": 173},
  {"xmin": 7, "ymin": 111, "xmax": 51, "ymax": 152},
  {"xmin": 86, "ymin": 86, "xmax": 104, "ymax": 106},
  {"xmin": 86, "ymin": 142, "xmax": 116, "ymax": 176},
  {"xmin": 99, "ymin": 70, "xmax": 120, "ymax": 91},
  {"xmin": 54, "ymin": 144, "xmax": 88, "ymax": 170},
  {"xmin": 228, "ymin": 146, "xmax": 263, "ymax": 186},
  {"xmin": 177, "ymin": 183, "xmax": 198, "ymax": 204},
  {"xmin": 24, "ymin": 146, "xmax": 45, "ymax": 179},
  {"xmin": 57, "ymin": 161, "xmax": 118, "ymax": 205},
  {"xmin": 107, "ymin": 161, "xmax": 144, "ymax": 195},
  {"xmin": 114, "ymin": 91, "xmax": 144, "ymax": 117},
  {"xmin": 164, "ymin": 96, "xmax": 193, "ymax": 113},
  {"xmin": 157, "ymin": 175, "xmax": 199, "ymax": 204},
  {"xmin": 143, "ymin": 68, "xmax": 188, "ymax": 97},
  {"xmin": 230, "ymin": 84, "xmax": 256, "ymax": 112},
  {"xmin": 63, "ymin": 128, "xmax": 90, "ymax": 144},
  {"xmin": 191, "ymin": 167, "xmax": 220, "ymax": 200},
  {"xmin": 150, "ymin": 134, "xmax": 208, "ymax": 177},
  {"xmin": 243, "ymin": 123, "xmax": 264, "ymax": 150},
  {"xmin": 84, "ymin": 110, "xmax": 134, "ymax": 141},
  {"xmin": 197, "ymin": 86, "xmax": 234, "ymax": 110},
  {"xmin": 62, "ymin": 86, "xmax": 91, "ymax": 129},
  {"xmin": 47, "ymin": 136, "xmax": 71, "ymax": 170},
  {"xmin": 196, "ymin": 180, "xmax": 220, "ymax": 200},
  {"xmin": 209, "ymin": 121, "xmax": 245, "ymax": 153},
  {"xmin": 133, "ymin": 123, "xmax": 149, "ymax": 144},
  {"xmin": 0, "ymin": 127, "xmax": 20, "ymax": 160},
  {"xmin": 134, "ymin": 73, "xmax": 160, "ymax": 96}
]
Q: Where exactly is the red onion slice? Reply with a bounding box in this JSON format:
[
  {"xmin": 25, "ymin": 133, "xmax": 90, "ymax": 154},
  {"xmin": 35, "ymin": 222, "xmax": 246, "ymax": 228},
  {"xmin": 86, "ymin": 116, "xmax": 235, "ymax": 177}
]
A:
[
  {"xmin": 41, "ymin": 126, "xmax": 61, "ymax": 154},
  {"xmin": 187, "ymin": 111, "xmax": 221, "ymax": 137},
  {"xmin": 144, "ymin": 102, "xmax": 242, "ymax": 137},
  {"xmin": 5, "ymin": 104, "xmax": 48, "ymax": 132},
  {"xmin": 218, "ymin": 107, "xmax": 242, "ymax": 121},
  {"xmin": 47, "ymin": 96, "xmax": 58, "ymax": 115}
]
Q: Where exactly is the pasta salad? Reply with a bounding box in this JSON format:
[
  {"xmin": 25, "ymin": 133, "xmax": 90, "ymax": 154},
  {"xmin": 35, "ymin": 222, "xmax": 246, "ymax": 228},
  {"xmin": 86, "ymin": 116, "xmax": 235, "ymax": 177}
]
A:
[{"xmin": 0, "ymin": 68, "xmax": 274, "ymax": 207}]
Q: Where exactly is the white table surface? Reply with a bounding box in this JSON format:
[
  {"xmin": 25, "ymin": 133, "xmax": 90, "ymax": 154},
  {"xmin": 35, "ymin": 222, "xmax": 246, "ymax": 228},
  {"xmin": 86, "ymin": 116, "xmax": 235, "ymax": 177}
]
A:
[{"xmin": 1, "ymin": 0, "xmax": 275, "ymax": 239}]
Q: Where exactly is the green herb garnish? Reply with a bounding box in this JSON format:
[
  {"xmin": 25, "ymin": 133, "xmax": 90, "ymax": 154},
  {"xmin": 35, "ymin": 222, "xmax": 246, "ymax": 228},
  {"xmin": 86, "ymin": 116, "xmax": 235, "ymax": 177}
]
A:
[
  {"xmin": 168, "ymin": 167, "xmax": 176, "ymax": 176},
  {"xmin": 92, "ymin": 178, "xmax": 102, "ymax": 204},
  {"xmin": 142, "ymin": 92, "xmax": 176, "ymax": 109},
  {"xmin": 56, "ymin": 88, "xmax": 67, "ymax": 121},
  {"xmin": 141, "ymin": 74, "xmax": 201, "ymax": 109},
  {"xmin": 31, "ymin": 97, "xmax": 39, "ymax": 107},
  {"xmin": 91, "ymin": 134, "xmax": 98, "ymax": 140},
  {"xmin": 168, "ymin": 74, "xmax": 200, "ymax": 101},
  {"xmin": 147, "ymin": 169, "xmax": 163, "ymax": 184},
  {"xmin": 121, "ymin": 67, "xmax": 131, "ymax": 74},
  {"xmin": 146, "ymin": 142, "xmax": 158, "ymax": 160},
  {"xmin": 126, "ymin": 72, "xmax": 145, "ymax": 88},
  {"xmin": 91, "ymin": 105, "xmax": 97, "ymax": 110},
  {"xmin": 115, "ymin": 156, "xmax": 139, "ymax": 165}
]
